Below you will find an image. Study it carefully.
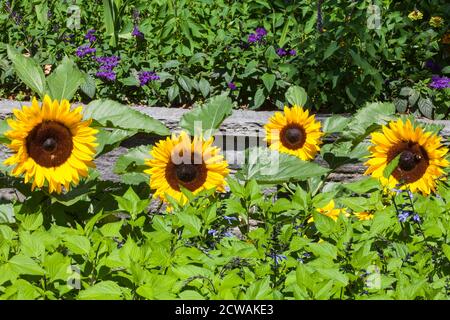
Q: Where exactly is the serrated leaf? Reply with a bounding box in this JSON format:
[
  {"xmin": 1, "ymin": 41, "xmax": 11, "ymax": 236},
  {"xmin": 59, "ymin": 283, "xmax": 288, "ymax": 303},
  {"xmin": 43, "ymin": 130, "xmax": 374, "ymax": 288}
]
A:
[
  {"xmin": 64, "ymin": 235, "xmax": 91, "ymax": 255},
  {"xmin": 78, "ymin": 281, "xmax": 123, "ymax": 300},
  {"xmin": 418, "ymin": 98, "xmax": 433, "ymax": 119},
  {"xmin": 8, "ymin": 255, "xmax": 45, "ymax": 276}
]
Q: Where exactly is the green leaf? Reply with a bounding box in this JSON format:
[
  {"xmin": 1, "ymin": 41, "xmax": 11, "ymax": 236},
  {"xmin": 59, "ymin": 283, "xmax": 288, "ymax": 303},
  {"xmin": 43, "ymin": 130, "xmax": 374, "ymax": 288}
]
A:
[
  {"xmin": 0, "ymin": 119, "xmax": 10, "ymax": 144},
  {"xmin": 80, "ymin": 73, "xmax": 96, "ymax": 98},
  {"xmin": 312, "ymin": 212, "xmax": 337, "ymax": 236},
  {"xmin": 95, "ymin": 128, "xmax": 134, "ymax": 156},
  {"xmin": 8, "ymin": 254, "xmax": 45, "ymax": 276},
  {"xmin": 241, "ymin": 147, "xmax": 329, "ymax": 184},
  {"xmin": 343, "ymin": 177, "xmax": 380, "ymax": 194},
  {"xmin": 198, "ymin": 78, "xmax": 210, "ymax": 98},
  {"xmin": 323, "ymin": 42, "xmax": 339, "ymax": 60},
  {"xmin": 343, "ymin": 102, "xmax": 395, "ymax": 141},
  {"xmin": 322, "ymin": 115, "xmax": 351, "ymax": 134},
  {"xmin": 285, "ymin": 86, "xmax": 307, "ymax": 107},
  {"xmin": 418, "ymin": 98, "xmax": 434, "ymax": 119},
  {"xmin": 178, "ymin": 75, "xmax": 192, "ymax": 93},
  {"xmin": 114, "ymin": 145, "xmax": 151, "ymax": 174},
  {"xmin": 308, "ymin": 242, "xmax": 337, "ymax": 260},
  {"xmin": 180, "ymin": 94, "xmax": 233, "ymax": 138},
  {"xmin": 46, "ymin": 57, "xmax": 84, "ymax": 101},
  {"xmin": 252, "ymin": 88, "xmax": 266, "ymax": 109},
  {"xmin": 64, "ymin": 235, "xmax": 91, "ymax": 255},
  {"xmin": 168, "ymin": 84, "xmax": 180, "ymax": 102},
  {"xmin": 84, "ymin": 100, "xmax": 170, "ymax": 136},
  {"xmin": 0, "ymin": 204, "xmax": 15, "ymax": 224},
  {"xmin": 261, "ymin": 73, "xmax": 276, "ymax": 92},
  {"xmin": 114, "ymin": 187, "xmax": 149, "ymax": 219},
  {"xmin": 383, "ymin": 154, "xmax": 400, "ymax": 179},
  {"xmin": 78, "ymin": 281, "xmax": 123, "ymax": 300},
  {"xmin": 442, "ymin": 244, "xmax": 450, "ymax": 262},
  {"xmin": 179, "ymin": 290, "xmax": 204, "ymax": 300},
  {"xmin": 7, "ymin": 45, "xmax": 46, "ymax": 97}
]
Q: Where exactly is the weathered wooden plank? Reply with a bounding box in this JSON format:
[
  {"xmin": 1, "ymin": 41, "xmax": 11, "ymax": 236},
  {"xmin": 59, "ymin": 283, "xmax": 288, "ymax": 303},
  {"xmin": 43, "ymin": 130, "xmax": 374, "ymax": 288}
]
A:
[{"xmin": 1, "ymin": 99, "xmax": 450, "ymax": 184}]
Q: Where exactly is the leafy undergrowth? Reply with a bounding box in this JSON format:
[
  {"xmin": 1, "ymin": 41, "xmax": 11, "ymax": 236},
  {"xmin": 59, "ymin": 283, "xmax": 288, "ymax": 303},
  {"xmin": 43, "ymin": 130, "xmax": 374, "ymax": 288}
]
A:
[{"xmin": 1, "ymin": 176, "xmax": 450, "ymax": 300}]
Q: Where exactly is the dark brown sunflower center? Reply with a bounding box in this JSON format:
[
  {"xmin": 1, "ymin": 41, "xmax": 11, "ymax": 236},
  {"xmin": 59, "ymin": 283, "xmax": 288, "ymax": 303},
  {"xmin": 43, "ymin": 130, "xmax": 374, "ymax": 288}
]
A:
[
  {"xmin": 42, "ymin": 137, "xmax": 58, "ymax": 152},
  {"xmin": 280, "ymin": 124, "xmax": 306, "ymax": 150},
  {"xmin": 165, "ymin": 153, "xmax": 207, "ymax": 192},
  {"xmin": 387, "ymin": 141, "xmax": 429, "ymax": 184},
  {"xmin": 26, "ymin": 121, "xmax": 73, "ymax": 168},
  {"xmin": 176, "ymin": 164, "xmax": 198, "ymax": 183},
  {"xmin": 399, "ymin": 150, "xmax": 421, "ymax": 171}
]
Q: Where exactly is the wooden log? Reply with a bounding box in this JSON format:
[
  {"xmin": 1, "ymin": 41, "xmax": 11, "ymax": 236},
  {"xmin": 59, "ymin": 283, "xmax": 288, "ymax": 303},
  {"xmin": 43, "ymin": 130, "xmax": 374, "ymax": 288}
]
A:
[{"xmin": 1, "ymin": 99, "xmax": 450, "ymax": 184}]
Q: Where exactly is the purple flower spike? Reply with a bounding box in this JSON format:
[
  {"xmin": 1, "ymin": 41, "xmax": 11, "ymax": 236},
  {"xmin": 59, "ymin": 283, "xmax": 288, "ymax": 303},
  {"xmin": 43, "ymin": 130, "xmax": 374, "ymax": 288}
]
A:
[
  {"xmin": 429, "ymin": 76, "xmax": 450, "ymax": 90},
  {"xmin": 228, "ymin": 82, "xmax": 237, "ymax": 90},
  {"xmin": 85, "ymin": 29, "xmax": 96, "ymax": 43},
  {"xmin": 132, "ymin": 25, "xmax": 144, "ymax": 38},
  {"xmin": 76, "ymin": 44, "xmax": 96, "ymax": 57},
  {"xmin": 96, "ymin": 71, "xmax": 116, "ymax": 81},
  {"xmin": 248, "ymin": 33, "xmax": 258, "ymax": 43},
  {"xmin": 276, "ymin": 48, "xmax": 287, "ymax": 56},
  {"xmin": 398, "ymin": 210, "xmax": 412, "ymax": 223},
  {"xmin": 138, "ymin": 71, "xmax": 160, "ymax": 86},
  {"xmin": 255, "ymin": 27, "xmax": 267, "ymax": 37}
]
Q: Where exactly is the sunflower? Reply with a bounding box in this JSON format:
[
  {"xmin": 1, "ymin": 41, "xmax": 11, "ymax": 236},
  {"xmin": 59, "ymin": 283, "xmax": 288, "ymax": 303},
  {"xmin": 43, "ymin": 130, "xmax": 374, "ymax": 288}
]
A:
[
  {"xmin": 354, "ymin": 211, "xmax": 374, "ymax": 221},
  {"xmin": 3, "ymin": 95, "xmax": 98, "ymax": 193},
  {"xmin": 144, "ymin": 131, "xmax": 229, "ymax": 205},
  {"xmin": 308, "ymin": 200, "xmax": 348, "ymax": 222},
  {"xmin": 364, "ymin": 119, "xmax": 449, "ymax": 195},
  {"xmin": 264, "ymin": 105, "xmax": 323, "ymax": 161}
]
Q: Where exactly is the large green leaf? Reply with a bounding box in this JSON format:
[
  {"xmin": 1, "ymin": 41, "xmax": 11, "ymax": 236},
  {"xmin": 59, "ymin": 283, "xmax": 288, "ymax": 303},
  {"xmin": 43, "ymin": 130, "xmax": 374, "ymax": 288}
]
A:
[
  {"xmin": 179, "ymin": 94, "xmax": 233, "ymax": 138},
  {"xmin": 95, "ymin": 128, "xmax": 135, "ymax": 156},
  {"xmin": 84, "ymin": 100, "xmax": 170, "ymax": 136},
  {"xmin": 240, "ymin": 147, "xmax": 330, "ymax": 184},
  {"xmin": 7, "ymin": 45, "xmax": 46, "ymax": 97},
  {"xmin": 285, "ymin": 85, "xmax": 307, "ymax": 107},
  {"xmin": 47, "ymin": 57, "xmax": 84, "ymax": 101},
  {"xmin": 342, "ymin": 102, "xmax": 395, "ymax": 142},
  {"xmin": 8, "ymin": 255, "xmax": 45, "ymax": 276},
  {"xmin": 78, "ymin": 281, "xmax": 123, "ymax": 300}
]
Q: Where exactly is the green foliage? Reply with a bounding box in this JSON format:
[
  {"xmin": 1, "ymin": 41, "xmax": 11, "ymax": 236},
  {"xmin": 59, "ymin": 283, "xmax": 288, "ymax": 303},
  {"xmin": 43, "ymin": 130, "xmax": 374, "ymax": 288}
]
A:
[{"xmin": 1, "ymin": 1, "xmax": 448, "ymax": 115}]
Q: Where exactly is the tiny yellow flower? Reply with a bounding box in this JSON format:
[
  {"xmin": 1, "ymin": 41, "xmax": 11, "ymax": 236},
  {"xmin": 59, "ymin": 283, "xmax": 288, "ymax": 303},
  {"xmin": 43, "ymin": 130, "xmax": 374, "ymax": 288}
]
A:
[
  {"xmin": 408, "ymin": 10, "xmax": 423, "ymax": 21},
  {"xmin": 429, "ymin": 16, "xmax": 444, "ymax": 28},
  {"xmin": 308, "ymin": 200, "xmax": 349, "ymax": 222},
  {"xmin": 354, "ymin": 211, "xmax": 374, "ymax": 221}
]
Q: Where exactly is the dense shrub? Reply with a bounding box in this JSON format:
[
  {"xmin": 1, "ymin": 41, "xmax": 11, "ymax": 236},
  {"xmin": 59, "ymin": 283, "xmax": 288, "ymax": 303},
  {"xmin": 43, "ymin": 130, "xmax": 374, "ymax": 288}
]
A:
[{"xmin": 0, "ymin": 0, "xmax": 448, "ymax": 116}]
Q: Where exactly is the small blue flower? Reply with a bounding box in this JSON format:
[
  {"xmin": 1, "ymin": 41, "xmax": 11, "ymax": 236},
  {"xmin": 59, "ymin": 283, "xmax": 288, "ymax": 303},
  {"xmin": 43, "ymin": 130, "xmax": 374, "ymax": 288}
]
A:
[
  {"xmin": 208, "ymin": 229, "xmax": 218, "ymax": 236},
  {"xmin": 412, "ymin": 214, "xmax": 421, "ymax": 223},
  {"xmin": 272, "ymin": 254, "xmax": 287, "ymax": 265},
  {"xmin": 398, "ymin": 210, "xmax": 412, "ymax": 223},
  {"xmin": 223, "ymin": 216, "xmax": 238, "ymax": 224},
  {"xmin": 223, "ymin": 231, "xmax": 234, "ymax": 238}
]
